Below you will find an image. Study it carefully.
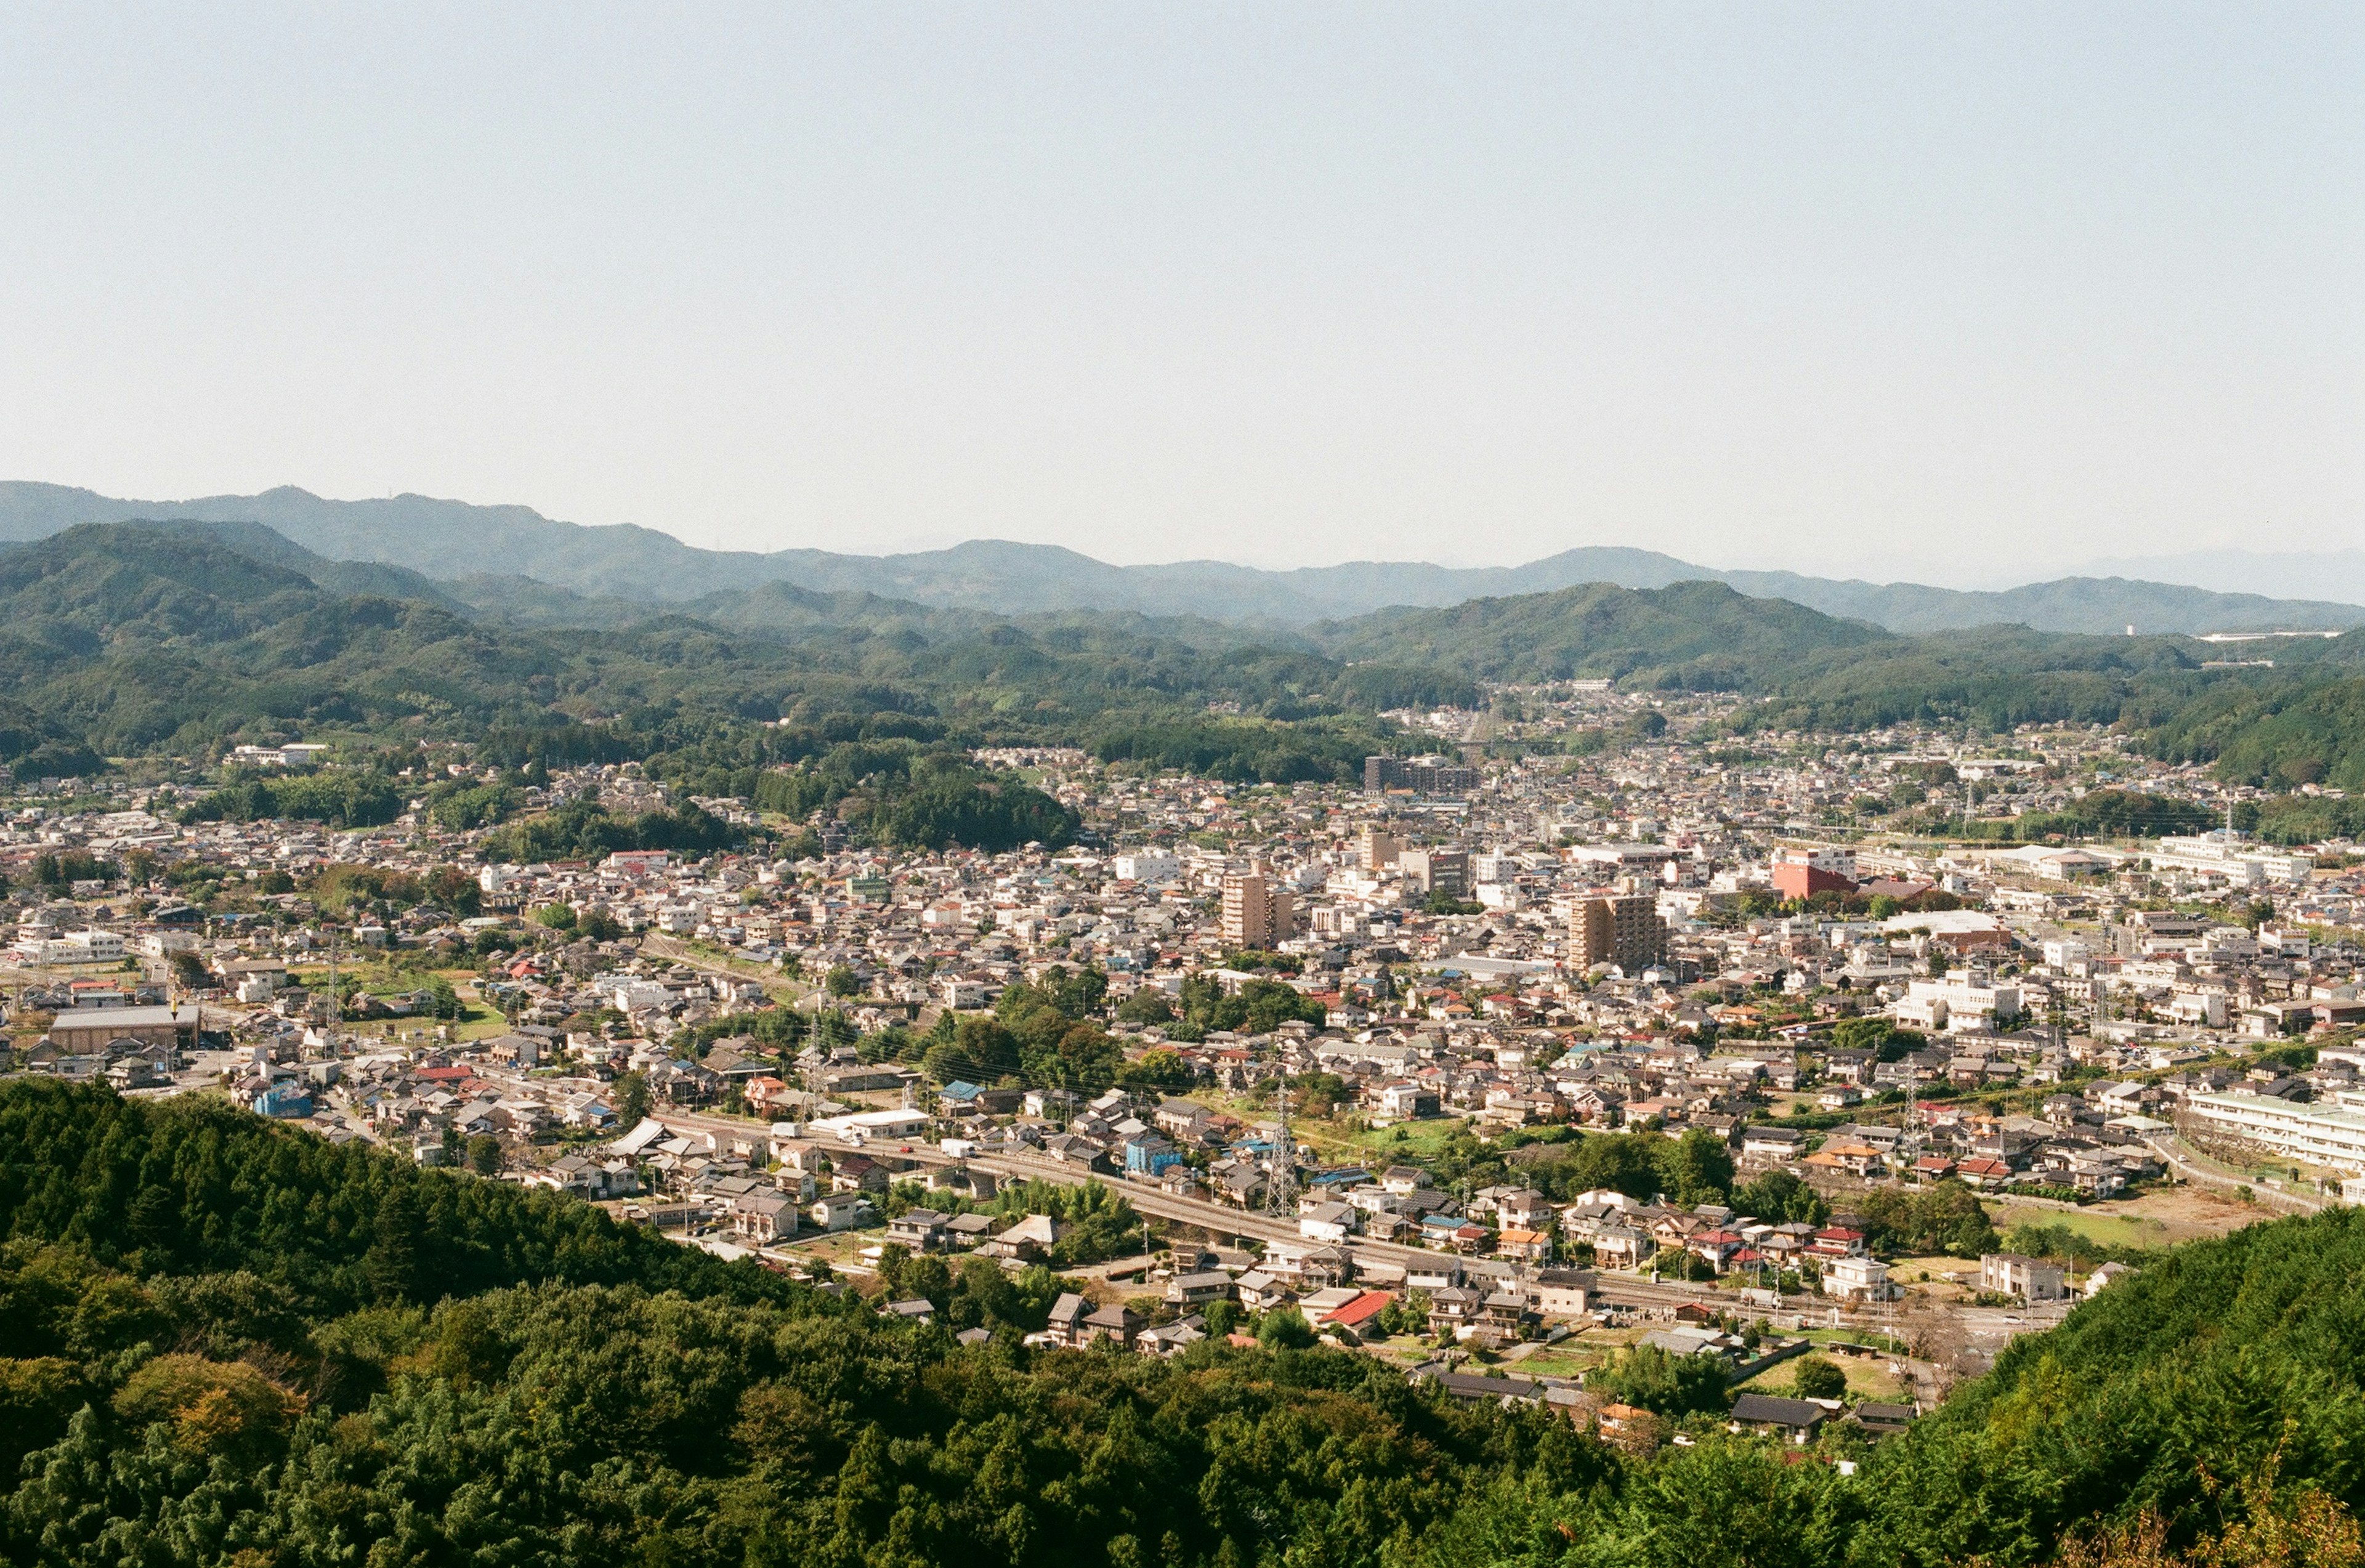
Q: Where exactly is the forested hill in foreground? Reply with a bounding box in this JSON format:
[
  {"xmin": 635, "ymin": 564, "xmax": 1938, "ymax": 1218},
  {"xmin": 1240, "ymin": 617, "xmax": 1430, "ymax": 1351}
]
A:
[
  {"xmin": 4, "ymin": 1077, "xmax": 2364, "ymax": 1568},
  {"xmin": 9, "ymin": 479, "xmax": 2364, "ymax": 636}
]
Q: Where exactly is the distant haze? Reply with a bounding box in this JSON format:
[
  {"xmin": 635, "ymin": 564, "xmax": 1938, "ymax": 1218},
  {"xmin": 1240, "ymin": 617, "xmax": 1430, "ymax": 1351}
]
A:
[{"xmin": 1, "ymin": 7, "xmax": 2359, "ymax": 580}]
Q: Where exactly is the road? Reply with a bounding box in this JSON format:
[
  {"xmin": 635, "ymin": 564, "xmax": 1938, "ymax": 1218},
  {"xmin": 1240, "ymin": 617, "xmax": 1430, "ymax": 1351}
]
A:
[
  {"xmin": 637, "ymin": 1104, "xmax": 1875, "ymax": 1317},
  {"xmin": 638, "ymin": 936, "xmax": 802, "ymax": 999},
  {"xmin": 2143, "ymin": 1131, "xmax": 2325, "ymax": 1213}
]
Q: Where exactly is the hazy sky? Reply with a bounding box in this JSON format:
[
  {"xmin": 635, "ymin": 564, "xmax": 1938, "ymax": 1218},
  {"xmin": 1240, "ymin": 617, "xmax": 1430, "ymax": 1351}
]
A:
[{"xmin": 2, "ymin": 5, "xmax": 2358, "ymax": 581}]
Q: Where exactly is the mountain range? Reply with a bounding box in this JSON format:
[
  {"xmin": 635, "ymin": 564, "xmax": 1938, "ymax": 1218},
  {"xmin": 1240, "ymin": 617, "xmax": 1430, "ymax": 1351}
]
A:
[{"xmin": 6, "ymin": 480, "xmax": 2363, "ymax": 637}]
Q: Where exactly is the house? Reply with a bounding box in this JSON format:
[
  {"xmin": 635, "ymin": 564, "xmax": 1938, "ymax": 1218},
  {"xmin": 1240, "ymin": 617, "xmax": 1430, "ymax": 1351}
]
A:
[
  {"xmin": 1980, "ymin": 1252, "xmax": 2067, "ymax": 1302},
  {"xmin": 986, "ymin": 1213, "xmax": 1061, "ymax": 1261},
  {"xmin": 1081, "ymin": 1303, "xmax": 1142, "ymax": 1349},
  {"xmin": 1808, "ymin": 1226, "xmax": 1868, "ymax": 1258},
  {"xmin": 1426, "ymin": 1285, "xmax": 1484, "ymax": 1336},
  {"xmin": 944, "ymin": 1213, "xmax": 998, "ymax": 1249},
  {"xmin": 810, "ymin": 1192, "xmax": 867, "ymax": 1231},
  {"xmin": 734, "ymin": 1192, "xmax": 798, "ymax": 1245},
  {"xmin": 1165, "ymin": 1271, "xmax": 1237, "ymax": 1308},
  {"xmin": 887, "ymin": 1208, "xmax": 950, "ymax": 1251},
  {"xmin": 1850, "ymin": 1402, "xmax": 1917, "ymax": 1442},
  {"xmin": 1235, "ymin": 1269, "xmax": 1293, "ymax": 1311},
  {"xmin": 882, "ymin": 1298, "xmax": 936, "ymax": 1325},
  {"xmin": 1805, "ymin": 1140, "xmax": 1886, "ymax": 1178},
  {"xmin": 1528, "ymin": 1267, "xmax": 1596, "ymax": 1317},
  {"xmin": 1045, "ymin": 1291, "xmax": 1092, "ymax": 1348},
  {"xmin": 1740, "ymin": 1126, "xmax": 1806, "ymax": 1163},
  {"xmin": 1136, "ymin": 1319, "xmax": 1207, "ymax": 1357},
  {"xmin": 1495, "ymin": 1187, "xmax": 1551, "ymax": 1229},
  {"xmin": 1319, "ymin": 1290, "xmax": 1395, "ymax": 1341},
  {"xmin": 1822, "ymin": 1255, "xmax": 1893, "ymax": 1303},
  {"xmin": 1729, "ymin": 1393, "xmax": 1829, "ymax": 1444},
  {"xmin": 1495, "ymin": 1227, "xmax": 1553, "ymax": 1263}
]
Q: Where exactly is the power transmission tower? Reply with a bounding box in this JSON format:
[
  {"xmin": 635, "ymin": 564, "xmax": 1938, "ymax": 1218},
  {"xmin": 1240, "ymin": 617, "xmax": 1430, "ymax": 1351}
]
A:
[
  {"xmin": 1265, "ymin": 1056, "xmax": 1298, "ymax": 1217},
  {"xmin": 325, "ymin": 930, "xmax": 341, "ymax": 1052}
]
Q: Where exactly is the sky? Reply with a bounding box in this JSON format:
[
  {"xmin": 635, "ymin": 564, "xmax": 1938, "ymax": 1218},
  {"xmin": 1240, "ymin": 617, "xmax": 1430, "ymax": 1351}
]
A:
[{"xmin": 1, "ymin": 4, "xmax": 2358, "ymax": 584}]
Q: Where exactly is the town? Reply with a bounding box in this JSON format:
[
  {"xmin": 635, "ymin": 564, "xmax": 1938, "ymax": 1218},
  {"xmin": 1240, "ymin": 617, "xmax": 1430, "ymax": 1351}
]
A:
[{"xmin": 7, "ymin": 696, "xmax": 2362, "ymax": 1440}]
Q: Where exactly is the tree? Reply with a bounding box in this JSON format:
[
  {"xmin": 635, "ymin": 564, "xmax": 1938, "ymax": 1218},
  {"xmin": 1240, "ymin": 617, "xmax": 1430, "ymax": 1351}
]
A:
[
  {"xmin": 362, "ymin": 1185, "xmax": 421, "ymax": 1304},
  {"xmin": 613, "ymin": 1070, "xmax": 652, "ymax": 1128},
  {"xmin": 1116, "ymin": 990, "xmax": 1175, "ymax": 1025},
  {"xmin": 1790, "ymin": 1356, "xmax": 1847, "ymax": 1401},
  {"xmin": 1732, "ymin": 1168, "xmax": 1829, "ymax": 1227},
  {"xmin": 923, "ymin": 1015, "xmax": 1020, "ymax": 1085},
  {"xmin": 1569, "ymin": 1133, "xmax": 1665, "ymax": 1202},
  {"xmin": 1257, "ymin": 1307, "xmax": 1315, "ymax": 1349},
  {"xmin": 580, "ymin": 908, "xmax": 623, "ymax": 943},
  {"xmin": 1589, "ymin": 1342, "xmax": 1729, "ymax": 1416},
  {"xmin": 1659, "ymin": 1129, "xmax": 1735, "ymax": 1207},
  {"xmin": 825, "ymin": 965, "xmax": 862, "ymax": 998},
  {"xmin": 1117, "ymin": 1047, "xmax": 1194, "ymax": 1095},
  {"xmin": 466, "ymin": 1134, "xmax": 504, "ymax": 1176},
  {"xmin": 535, "ymin": 902, "xmax": 577, "ymax": 931}
]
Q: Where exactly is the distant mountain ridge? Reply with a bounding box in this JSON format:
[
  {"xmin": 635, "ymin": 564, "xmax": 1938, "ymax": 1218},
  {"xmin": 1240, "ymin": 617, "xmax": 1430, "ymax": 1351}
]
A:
[{"xmin": 6, "ymin": 480, "xmax": 2361, "ymax": 636}]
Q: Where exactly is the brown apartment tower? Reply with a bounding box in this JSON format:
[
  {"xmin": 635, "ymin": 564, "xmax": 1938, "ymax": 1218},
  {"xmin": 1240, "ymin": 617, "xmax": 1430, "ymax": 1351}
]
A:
[
  {"xmin": 1223, "ymin": 862, "xmax": 1297, "ymax": 950},
  {"xmin": 1570, "ymin": 892, "xmax": 1667, "ymax": 972}
]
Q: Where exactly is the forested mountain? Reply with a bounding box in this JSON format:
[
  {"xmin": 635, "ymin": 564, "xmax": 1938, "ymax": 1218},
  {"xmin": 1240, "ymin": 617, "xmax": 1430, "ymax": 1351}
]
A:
[
  {"xmin": 7, "ymin": 517, "xmax": 2365, "ymax": 804},
  {"xmin": 7, "ymin": 480, "xmax": 2359, "ymax": 635},
  {"xmin": 0, "ymin": 523, "xmax": 1463, "ymax": 777},
  {"xmin": 4, "ymin": 1078, "xmax": 2363, "ymax": 1568},
  {"xmin": 1310, "ymin": 580, "xmax": 1896, "ymax": 689}
]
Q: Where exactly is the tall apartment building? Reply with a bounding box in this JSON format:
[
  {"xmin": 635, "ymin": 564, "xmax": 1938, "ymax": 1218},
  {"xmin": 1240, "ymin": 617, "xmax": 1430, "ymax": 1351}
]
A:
[
  {"xmin": 1569, "ymin": 894, "xmax": 1667, "ymax": 972},
  {"xmin": 1356, "ymin": 825, "xmax": 1402, "ymax": 871},
  {"xmin": 1397, "ymin": 847, "xmax": 1471, "ymax": 899},
  {"xmin": 1364, "ymin": 755, "xmax": 1480, "ymax": 796},
  {"xmin": 1222, "ymin": 862, "xmax": 1297, "ymax": 950}
]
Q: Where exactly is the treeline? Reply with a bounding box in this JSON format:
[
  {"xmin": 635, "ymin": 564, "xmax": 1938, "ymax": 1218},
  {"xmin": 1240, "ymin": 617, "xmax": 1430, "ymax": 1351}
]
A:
[
  {"xmin": 746, "ymin": 742, "xmax": 1078, "ymax": 852},
  {"xmin": 1114, "ymin": 972, "xmax": 1329, "ymax": 1040},
  {"xmin": 1089, "ymin": 717, "xmax": 1385, "ymax": 785},
  {"xmin": 180, "ymin": 769, "xmax": 405, "ymax": 829},
  {"xmin": 1947, "ymin": 786, "xmax": 2220, "ymax": 843},
  {"xmin": 479, "ymin": 798, "xmax": 738, "ymax": 863}
]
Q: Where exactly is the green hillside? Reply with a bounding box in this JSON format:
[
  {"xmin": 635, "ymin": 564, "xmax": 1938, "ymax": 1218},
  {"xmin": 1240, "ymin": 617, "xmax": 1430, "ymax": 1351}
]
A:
[
  {"xmin": 5, "ymin": 1079, "xmax": 2363, "ymax": 1567},
  {"xmin": 1312, "ymin": 580, "xmax": 1896, "ymax": 689},
  {"xmin": 0, "ymin": 523, "xmax": 1465, "ymax": 776}
]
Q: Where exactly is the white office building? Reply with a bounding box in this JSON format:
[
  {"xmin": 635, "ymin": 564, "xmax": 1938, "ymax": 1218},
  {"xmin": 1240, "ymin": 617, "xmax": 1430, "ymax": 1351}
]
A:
[{"xmin": 1894, "ymin": 971, "xmax": 2022, "ymax": 1034}]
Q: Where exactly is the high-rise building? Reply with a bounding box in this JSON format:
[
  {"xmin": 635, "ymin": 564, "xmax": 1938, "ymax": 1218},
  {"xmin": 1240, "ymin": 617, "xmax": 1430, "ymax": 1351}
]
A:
[
  {"xmin": 1398, "ymin": 847, "xmax": 1471, "ymax": 899},
  {"xmin": 1364, "ymin": 755, "xmax": 1480, "ymax": 796},
  {"xmin": 1223, "ymin": 862, "xmax": 1297, "ymax": 950},
  {"xmin": 1569, "ymin": 893, "xmax": 1667, "ymax": 972},
  {"xmin": 1356, "ymin": 824, "xmax": 1401, "ymax": 871}
]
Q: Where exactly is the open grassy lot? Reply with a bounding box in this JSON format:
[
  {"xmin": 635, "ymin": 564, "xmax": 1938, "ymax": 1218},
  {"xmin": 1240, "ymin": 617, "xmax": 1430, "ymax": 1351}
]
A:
[{"xmin": 1986, "ymin": 1184, "xmax": 2259, "ymax": 1248}]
